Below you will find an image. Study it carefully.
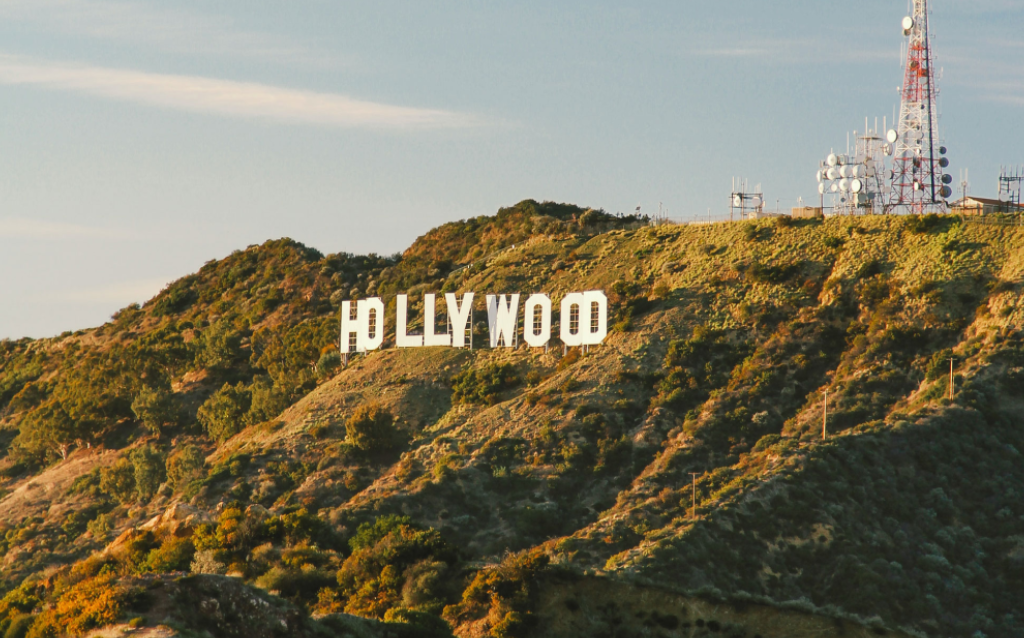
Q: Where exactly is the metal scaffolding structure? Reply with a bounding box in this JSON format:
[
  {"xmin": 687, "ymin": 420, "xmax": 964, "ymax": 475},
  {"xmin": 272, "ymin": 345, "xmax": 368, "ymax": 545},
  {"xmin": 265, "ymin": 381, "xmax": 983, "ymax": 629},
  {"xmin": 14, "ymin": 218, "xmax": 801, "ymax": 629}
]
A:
[{"xmin": 887, "ymin": 0, "xmax": 952, "ymax": 213}]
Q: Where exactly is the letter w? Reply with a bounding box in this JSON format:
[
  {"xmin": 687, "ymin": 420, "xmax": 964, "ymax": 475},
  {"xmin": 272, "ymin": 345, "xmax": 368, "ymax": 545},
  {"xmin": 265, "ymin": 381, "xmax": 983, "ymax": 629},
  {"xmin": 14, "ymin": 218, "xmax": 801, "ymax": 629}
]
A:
[{"xmin": 486, "ymin": 294, "xmax": 520, "ymax": 348}]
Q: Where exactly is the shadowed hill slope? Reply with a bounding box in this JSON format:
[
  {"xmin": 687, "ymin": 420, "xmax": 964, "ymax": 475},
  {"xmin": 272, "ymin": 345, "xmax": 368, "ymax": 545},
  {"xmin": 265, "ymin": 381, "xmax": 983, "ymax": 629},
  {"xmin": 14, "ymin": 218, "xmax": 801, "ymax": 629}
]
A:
[{"xmin": 0, "ymin": 206, "xmax": 1022, "ymax": 638}]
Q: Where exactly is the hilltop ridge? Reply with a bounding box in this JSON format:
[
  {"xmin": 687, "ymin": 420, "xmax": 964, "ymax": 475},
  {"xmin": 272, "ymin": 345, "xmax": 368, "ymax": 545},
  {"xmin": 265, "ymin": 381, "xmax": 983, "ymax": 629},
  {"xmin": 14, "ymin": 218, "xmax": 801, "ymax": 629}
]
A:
[{"xmin": 0, "ymin": 203, "xmax": 1022, "ymax": 637}]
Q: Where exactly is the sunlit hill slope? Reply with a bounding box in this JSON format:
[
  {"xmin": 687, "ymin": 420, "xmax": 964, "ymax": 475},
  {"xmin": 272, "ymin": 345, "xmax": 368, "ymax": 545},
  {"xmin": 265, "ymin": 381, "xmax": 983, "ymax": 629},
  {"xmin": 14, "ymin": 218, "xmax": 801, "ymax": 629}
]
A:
[{"xmin": 0, "ymin": 201, "xmax": 1022, "ymax": 638}]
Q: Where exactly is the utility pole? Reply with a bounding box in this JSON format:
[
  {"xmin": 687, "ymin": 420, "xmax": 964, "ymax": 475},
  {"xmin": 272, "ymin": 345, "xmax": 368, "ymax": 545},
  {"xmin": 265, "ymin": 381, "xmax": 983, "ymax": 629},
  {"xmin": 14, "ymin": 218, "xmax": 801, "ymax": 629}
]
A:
[
  {"xmin": 689, "ymin": 473, "xmax": 700, "ymax": 519},
  {"xmin": 949, "ymin": 357, "xmax": 954, "ymax": 401},
  {"xmin": 823, "ymin": 389, "xmax": 828, "ymax": 440}
]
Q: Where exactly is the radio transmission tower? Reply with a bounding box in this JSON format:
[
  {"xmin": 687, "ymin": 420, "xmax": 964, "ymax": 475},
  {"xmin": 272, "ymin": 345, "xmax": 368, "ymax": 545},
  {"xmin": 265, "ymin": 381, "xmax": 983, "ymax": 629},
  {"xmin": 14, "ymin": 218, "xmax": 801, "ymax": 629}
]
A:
[{"xmin": 887, "ymin": 0, "xmax": 952, "ymax": 214}]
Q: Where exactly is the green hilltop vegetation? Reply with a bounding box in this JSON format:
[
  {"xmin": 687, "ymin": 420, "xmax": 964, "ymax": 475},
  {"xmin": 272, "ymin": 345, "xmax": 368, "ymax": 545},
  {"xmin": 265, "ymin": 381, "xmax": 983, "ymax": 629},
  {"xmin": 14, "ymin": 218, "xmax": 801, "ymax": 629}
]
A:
[{"xmin": 0, "ymin": 200, "xmax": 1023, "ymax": 638}]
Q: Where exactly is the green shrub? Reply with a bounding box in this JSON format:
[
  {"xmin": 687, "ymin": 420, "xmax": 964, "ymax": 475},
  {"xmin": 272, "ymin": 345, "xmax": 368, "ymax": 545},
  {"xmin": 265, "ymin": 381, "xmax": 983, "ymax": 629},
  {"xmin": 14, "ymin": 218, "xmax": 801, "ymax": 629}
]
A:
[
  {"xmin": 383, "ymin": 608, "xmax": 453, "ymax": 637},
  {"xmin": 99, "ymin": 459, "xmax": 136, "ymax": 504},
  {"xmin": 166, "ymin": 445, "xmax": 205, "ymax": 491},
  {"xmin": 451, "ymin": 364, "xmax": 520, "ymax": 405},
  {"xmin": 130, "ymin": 386, "xmax": 178, "ymax": 433},
  {"xmin": 193, "ymin": 319, "xmax": 245, "ymax": 370},
  {"xmin": 247, "ymin": 376, "xmax": 288, "ymax": 424},
  {"xmin": 823, "ymin": 235, "xmax": 845, "ymax": 249},
  {"xmin": 87, "ymin": 513, "xmax": 114, "ymax": 540},
  {"xmin": 197, "ymin": 382, "xmax": 251, "ymax": 442},
  {"xmin": 145, "ymin": 536, "xmax": 195, "ymax": 572},
  {"xmin": 345, "ymin": 404, "xmax": 401, "ymax": 454},
  {"xmin": 332, "ymin": 516, "xmax": 457, "ymax": 620},
  {"xmin": 130, "ymin": 445, "xmax": 165, "ymax": 500},
  {"xmin": 904, "ymin": 213, "xmax": 942, "ymax": 234},
  {"xmin": 316, "ymin": 350, "xmax": 342, "ymax": 380},
  {"xmin": 753, "ymin": 433, "xmax": 782, "ymax": 452}
]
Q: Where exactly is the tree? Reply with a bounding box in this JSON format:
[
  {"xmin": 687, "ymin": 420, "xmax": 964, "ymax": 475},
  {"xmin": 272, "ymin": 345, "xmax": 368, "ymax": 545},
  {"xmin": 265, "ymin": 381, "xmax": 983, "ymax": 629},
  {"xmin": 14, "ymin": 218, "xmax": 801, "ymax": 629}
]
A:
[
  {"xmin": 11, "ymin": 399, "xmax": 79, "ymax": 462},
  {"xmin": 166, "ymin": 445, "xmax": 205, "ymax": 490},
  {"xmin": 130, "ymin": 445, "xmax": 166, "ymax": 500},
  {"xmin": 197, "ymin": 382, "xmax": 251, "ymax": 442},
  {"xmin": 345, "ymin": 403, "xmax": 400, "ymax": 454},
  {"xmin": 194, "ymin": 319, "xmax": 244, "ymax": 370},
  {"xmin": 247, "ymin": 375, "xmax": 287, "ymax": 424},
  {"xmin": 131, "ymin": 386, "xmax": 178, "ymax": 433},
  {"xmin": 100, "ymin": 458, "xmax": 136, "ymax": 504}
]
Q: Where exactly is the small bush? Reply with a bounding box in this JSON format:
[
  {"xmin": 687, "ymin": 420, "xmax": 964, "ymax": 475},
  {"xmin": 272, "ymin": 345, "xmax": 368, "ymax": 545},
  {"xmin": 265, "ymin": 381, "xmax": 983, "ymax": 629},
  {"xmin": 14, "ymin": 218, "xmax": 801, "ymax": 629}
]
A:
[
  {"xmin": 129, "ymin": 445, "xmax": 165, "ymax": 501},
  {"xmin": 166, "ymin": 445, "xmax": 205, "ymax": 491},
  {"xmin": 99, "ymin": 459, "xmax": 136, "ymax": 504},
  {"xmin": 131, "ymin": 386, "xmax": 179, "ymax": 433},
  {"xmin": 451, "ymin": 364, "xmax": 521, "ymax": 405},
  {"xmin": 145, "ymin": 536, "xmax": 195, "ymax": 573},
  {"xmin": 904, "ymin": 213, "xmax": 943, "ymax": 234},
  {"xmin": 197, "ymin": 382, "xmax": 251, "ymax": 442},
  {"xmin": 345, "ymin": 404, "xmax": 401, "ymax": 454}
]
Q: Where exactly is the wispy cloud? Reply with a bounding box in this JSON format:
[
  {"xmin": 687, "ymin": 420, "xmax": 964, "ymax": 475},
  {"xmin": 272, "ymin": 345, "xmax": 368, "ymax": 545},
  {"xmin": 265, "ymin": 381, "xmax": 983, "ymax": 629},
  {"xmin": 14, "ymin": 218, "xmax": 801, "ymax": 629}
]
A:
[
  {"xmin": 689, "ymin": 37, "xmax": 896, "ymax": 64},
  {"xmin": 40, "ymin": 277, "xmax": 171, "ymax": 304},
  {"xmin": 0, "ymin": 217, "xmax": 130, "ymax": 239},
  {"xmin": 0, "ymin": 0, "xmax": 331, "ymax": 66},
  {"xmin": 944, "ymin": 41, "xmax": 1024, "ymax": 106},
  {"xmin": 0, "ymin": 55, "xmax": 480, "ymax": 129}
]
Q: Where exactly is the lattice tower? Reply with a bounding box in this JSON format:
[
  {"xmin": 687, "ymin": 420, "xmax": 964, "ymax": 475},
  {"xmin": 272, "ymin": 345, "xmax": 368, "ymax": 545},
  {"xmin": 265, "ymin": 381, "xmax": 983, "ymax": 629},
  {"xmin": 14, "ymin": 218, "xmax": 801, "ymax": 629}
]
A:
[{"xmin": 888, "ymin": 0, "xmax": 951, "ymax": 213}]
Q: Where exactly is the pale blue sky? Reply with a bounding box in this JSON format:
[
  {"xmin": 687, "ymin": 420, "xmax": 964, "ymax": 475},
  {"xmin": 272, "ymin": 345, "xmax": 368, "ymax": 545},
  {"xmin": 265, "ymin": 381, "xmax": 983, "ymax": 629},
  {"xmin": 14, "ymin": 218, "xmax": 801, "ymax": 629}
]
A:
[{"xmin": 1, "ymin": 0, "xmax": 1022, "ymax": 338}]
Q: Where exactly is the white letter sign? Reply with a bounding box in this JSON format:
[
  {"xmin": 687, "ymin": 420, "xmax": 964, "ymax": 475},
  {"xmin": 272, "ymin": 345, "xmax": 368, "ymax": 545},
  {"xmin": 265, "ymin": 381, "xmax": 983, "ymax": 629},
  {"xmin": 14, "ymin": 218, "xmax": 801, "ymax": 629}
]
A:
[
  {"xmin": 423, "ymin": 293, "xmax": 451, "ymax": 347},
  {"xmin": 446, "ymin": 293, "xmax": 474, "ymax": 348},
  {"xmin": 486, "ymin": 294, "xmax": 520, "ymax": 348},
  {"xmin": 523, "ymin": 294, "xmax": 551, "ymax": 348},
  {"xmin": 395, "ymin": 294, "xmax": 422, "ymax": 348}
]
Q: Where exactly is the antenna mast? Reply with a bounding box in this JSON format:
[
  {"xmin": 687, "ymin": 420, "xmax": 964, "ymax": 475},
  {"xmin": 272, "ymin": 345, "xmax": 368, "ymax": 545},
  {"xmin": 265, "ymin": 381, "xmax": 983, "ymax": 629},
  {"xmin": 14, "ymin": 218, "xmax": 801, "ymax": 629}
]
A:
[{"xmin": 887, "ymin": 0, "xmax": 952, "ymax": 214}]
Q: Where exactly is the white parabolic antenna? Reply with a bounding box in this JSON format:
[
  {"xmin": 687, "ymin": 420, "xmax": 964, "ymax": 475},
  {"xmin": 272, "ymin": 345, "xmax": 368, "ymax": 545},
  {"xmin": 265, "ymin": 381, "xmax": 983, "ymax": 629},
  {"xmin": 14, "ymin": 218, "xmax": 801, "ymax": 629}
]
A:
[
  {"xmin": 818, "ymin": 183, "xmax": 825, "ymax": 195},
  {"xmin": 851, "ymin": 178, "xmax": 863, "ymax": 193},
  {"xmin": 733, "ymin": 195, "xmax": 742, "ymax": 207},
  {"xmin": 886, "ymin": 129, "xmax": 899, "ymax": 144},
  {"xmin": 831, "ymin": 182, "xmax": 839, "ymax": 193},
  {"xmin": 827, "ymin": 167, "xmax": 839, "ymax": 180},
  {"xmin": 902, "ymin": 16, "xmax": 914, "ymax": 31},
  {"xmin": 751, "ymin": 197, "xmax": 762, "ymax": 208},
  {"xmin": 839, "ymin": 179, "xmax": 850, "ymax": 192},
  {"xmin": 839, "ymin": 165, "xmax": 849, "ymax": 178},
  {"xmin": 816, "ymin": 170, "xmax": 822, "ymax": 182},
  {"xmin": 827, "ymin": 153, "xmax": 838, "ymax": 167}
]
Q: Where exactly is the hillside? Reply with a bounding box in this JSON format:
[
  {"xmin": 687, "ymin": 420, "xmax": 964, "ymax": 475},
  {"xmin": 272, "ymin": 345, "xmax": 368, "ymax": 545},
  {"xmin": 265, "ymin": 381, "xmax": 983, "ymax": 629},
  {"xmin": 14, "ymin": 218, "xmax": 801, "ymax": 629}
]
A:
[{"xmin": 0, "ymin": 201, "xmax": 1022, "ymax": 638}]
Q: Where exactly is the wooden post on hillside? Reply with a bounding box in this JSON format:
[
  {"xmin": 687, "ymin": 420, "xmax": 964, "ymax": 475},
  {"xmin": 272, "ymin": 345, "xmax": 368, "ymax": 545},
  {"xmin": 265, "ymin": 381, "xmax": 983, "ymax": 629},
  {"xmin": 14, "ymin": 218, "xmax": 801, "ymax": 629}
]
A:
[
  {"xmin": 822, "ymin": 389, "xmax": 828, "ymax": 440},
  {"xmin": 949, "ymin": 357, "xmax": 954, "ymax": 401},
  {"xmin": 690, "ymin": 473, "xmax": 700, "ymax": 519}
]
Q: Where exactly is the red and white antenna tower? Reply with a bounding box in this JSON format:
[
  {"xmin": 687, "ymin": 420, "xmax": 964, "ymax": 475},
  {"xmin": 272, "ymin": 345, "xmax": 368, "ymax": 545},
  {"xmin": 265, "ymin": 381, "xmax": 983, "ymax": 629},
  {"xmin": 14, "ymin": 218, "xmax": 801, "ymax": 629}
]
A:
[{"xmin": 886, "ymin": 0, "xmax": 952, "ymax": 213}]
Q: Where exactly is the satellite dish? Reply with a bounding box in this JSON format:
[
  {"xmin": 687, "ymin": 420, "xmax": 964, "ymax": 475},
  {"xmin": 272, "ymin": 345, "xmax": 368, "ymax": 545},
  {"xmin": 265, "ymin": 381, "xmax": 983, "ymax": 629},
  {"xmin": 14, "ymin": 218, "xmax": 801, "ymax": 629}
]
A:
[
  {"xmin": 831, "ymin": 182, "xmax": 839, "ymax": 193},
  {"xmin": 839, "ymin": 165, "xmax": 849, "ymax": 178},
  {"xmin": 883, "ymin": 143, "xmax": 893, "ymax": 156},
  {"xmin": 752, "ymin": 197, "xmax": 763, "ymax": 208},
  {"xmin": 851, "ymin": 178, "xmax": 863, "ymax": 193},
  {"xmin": 827, "ymin": 153, "xmax": 838, "ymax": 167},
  {"xmin": 939, "ymin": 146, "xmax": 947, "ymax": 155},
  {"xmin": 818, "ymin": 183, "xmax": 826, "ymax": 195},
  {"xmin": 939, "ymin": 157, "xmax": 949, "ymax": 168},
  {"xmin": 850, "ymin": 165, "xmax": 862, "ymax": 178},
  {"xmin": 837, "ymin": 155, "xmax": 846, "ymax": 166},
  {"xmin": 913, "ymin": 180, "xmax": 922, "ymax": 191},
  {"xmin": 827, "ymin": 167, "xmax": 839, "ymax": 180},
  {"xmin": 886, "ymin": 129, "xmax": 899, "ymax": 144},
  {"xmin": 839, "ymin": 179, "xmax": 850, "ymax": 192},
  {"xmin": 902, "ymin": 16, "xmax": 914, "ymax": 31},
  {"xmin": 816, "ymin": 170, "xmax": 822, "ymax": 182},
  {"xmin": 940, "ymin": 186, "xmax": 953, "ymax": 198},
  {"xmin": 733, "ymin": 195, "xmax": 742, "ymax": 207},
  {"xmin": 941, "ymin": 174, "xmax": 953, "ymax": 184}
]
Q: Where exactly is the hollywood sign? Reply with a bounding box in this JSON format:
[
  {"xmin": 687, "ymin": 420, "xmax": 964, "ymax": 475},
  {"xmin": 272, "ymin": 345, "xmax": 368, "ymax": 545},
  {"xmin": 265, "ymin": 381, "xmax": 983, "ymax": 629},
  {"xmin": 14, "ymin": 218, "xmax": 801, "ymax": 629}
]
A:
[{"xmin": 340, "ymin": 291, "xmax": 607, "ymax": 353}]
